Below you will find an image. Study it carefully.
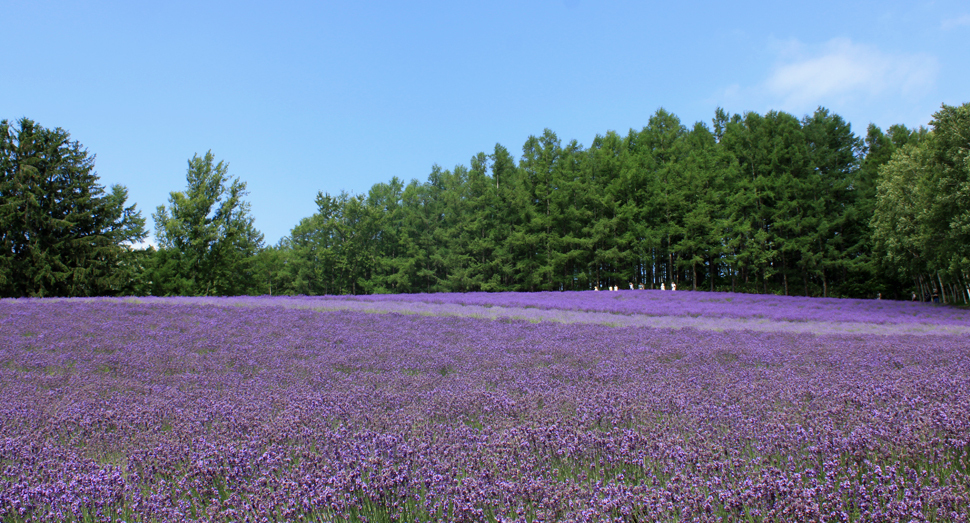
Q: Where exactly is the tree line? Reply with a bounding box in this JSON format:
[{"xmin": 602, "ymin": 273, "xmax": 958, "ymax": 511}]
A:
[{"xmin": 2, "ymin": 103, "xmax": 968, "ymax": 302}]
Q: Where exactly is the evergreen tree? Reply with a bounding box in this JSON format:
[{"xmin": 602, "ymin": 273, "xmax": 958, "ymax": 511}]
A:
[
  {"xmin": 486, "ymin": 144, "xmax": 520, "ymax": 290},
  {"xmin": 801, "ymin": 107, "xmax": 864, "ymax": 296},
  {"xmin": 0, "ymin": 118, "xmax": 146, "ymax": 297},
  {"xmin": 642, "ymin": 109, "xmax": 687, "ymax": 289},
  {"xmin": 364, "ymin": 177, "xmax": 407, "ymax": 293},
  {"xmin": 586, "ymin": 130, "xmax": 633, "ymax": 289},
  {"xmin": 675, "ymin": 122, "xmax": 728, "ymax": 291}
]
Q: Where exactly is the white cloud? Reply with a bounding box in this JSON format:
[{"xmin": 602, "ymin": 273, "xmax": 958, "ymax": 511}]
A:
[
  {"xmin": 941, "ymin": 14, "xmax": 970, "ymax": 30},
  {"xmin": 763, "ymin": 38, "xmax": 938, "ymax": 112}
]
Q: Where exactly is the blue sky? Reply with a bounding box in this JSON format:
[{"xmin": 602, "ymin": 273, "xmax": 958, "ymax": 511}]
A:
[{"xmin": 5, "ymin": 0, "xmax": 968, "ymax": 245}]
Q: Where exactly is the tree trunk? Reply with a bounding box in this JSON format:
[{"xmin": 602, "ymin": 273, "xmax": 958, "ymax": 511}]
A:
[
  {"xmin": 961, "ymin": 273, "xmax": 970, "ymax": 303},
  {"xmin": 709, "ymin": 255, "xmax": 715, "ymax": 292},
  {"xmin": 936, "ymin": 271, "xmax": 946, "ymax": 303},
  {"xmin": 649, "ymin": 255, "xmax": 654, "ymax": 289},
  {"xmin": 668, "ymin": 249, "xmax": 673, "ymax": 289}
]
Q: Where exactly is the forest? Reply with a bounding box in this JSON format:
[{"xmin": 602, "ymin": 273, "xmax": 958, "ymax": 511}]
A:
[{"xmin": 2, "ymin": 103, "xmax": 968, "ymax": 302}]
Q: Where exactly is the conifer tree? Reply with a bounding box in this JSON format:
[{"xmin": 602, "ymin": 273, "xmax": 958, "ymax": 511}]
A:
[{"xmin": 0, "ymin": 118, "xmax": 146, "ymax": 297}]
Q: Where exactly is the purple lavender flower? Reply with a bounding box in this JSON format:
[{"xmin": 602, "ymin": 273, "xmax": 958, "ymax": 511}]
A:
[{"xmin": 0, "ymin": 293, "xmax": 967, "ymax": 521}]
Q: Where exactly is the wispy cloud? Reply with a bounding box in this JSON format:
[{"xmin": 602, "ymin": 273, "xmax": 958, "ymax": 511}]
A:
[
  {"xmin": 941, "ymin": 14, "xmax": 970, "ymax": 30},
  {"xmin": 764, "ymin": 38, "xmax": 938, "ymax": 111}
]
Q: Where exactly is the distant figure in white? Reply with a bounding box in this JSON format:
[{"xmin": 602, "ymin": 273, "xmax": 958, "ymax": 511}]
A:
[
  {"xmin": 629, "ymin": 283, "xmax": 634, "ymax": 290},
  {"xmin": 594, "ymin": 285, "xmax": 600, "ymax": 291},
  {"xmin": 671, "ymin": 282, "xmax": 677, "ymax": 291},
  {"xmin": 660, "ymin": 283, "xmax": 665, "ymax": 291}
]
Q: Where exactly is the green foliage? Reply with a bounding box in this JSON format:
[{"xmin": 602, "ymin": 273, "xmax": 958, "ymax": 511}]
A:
[
  {"xmin": 10, "ymin": 105, "xmax": 965, "ymax": 300},
  {"xmin": 126, "ymin": 103, "xmax": 966, "ymax": 302},
  {"xmin": 0, "ymin": 118, "xmax": 147, "ymax": 297},
  {"xmin": 871, "ymin": 102, "xmax": 970, "ymax": 303},
  {"xmin": 151, "ymin": 151, "xmax": 264, "ymax": 296},
  {"xmin": 273, "ymin": 105, "xmax": 956, "ymax": 299}
]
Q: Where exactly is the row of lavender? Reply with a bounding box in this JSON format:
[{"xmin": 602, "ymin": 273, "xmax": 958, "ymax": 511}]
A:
[
  {"xmin": 330, "ymin": 290, "xmax": 970, "ymax": 326},
  {"xmin": 1, "ymin": 297, "xmax": 969, "ymax": 521},
  {"xmin": 124, "ymin": 294, "xmax": 970, "ymax": 337}
]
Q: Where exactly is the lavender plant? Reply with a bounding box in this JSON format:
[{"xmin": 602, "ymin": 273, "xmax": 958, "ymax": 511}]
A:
[
  {"xmin": 335, "ymin": 290, "xmax": 970, "ymax": 326},
  {"xmin": 1, "ymin": 294, "xmax": 968, "ymax": 522}
]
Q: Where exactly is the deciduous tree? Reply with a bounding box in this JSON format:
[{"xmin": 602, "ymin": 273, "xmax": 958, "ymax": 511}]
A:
[{"xmin": 152, "ymin": 151, "xmax": 263, "ymax": 295}]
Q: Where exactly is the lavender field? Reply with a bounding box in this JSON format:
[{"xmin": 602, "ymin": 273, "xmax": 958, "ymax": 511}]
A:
[{"xmin": 2, "ymin": 293, "xmax": 970, "ymax": 522}]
